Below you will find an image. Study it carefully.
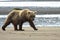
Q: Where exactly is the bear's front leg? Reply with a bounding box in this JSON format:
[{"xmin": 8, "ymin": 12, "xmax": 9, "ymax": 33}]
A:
[{"xmin": 29, "ymin": 20, "xmax": 38, "ymax": 30}]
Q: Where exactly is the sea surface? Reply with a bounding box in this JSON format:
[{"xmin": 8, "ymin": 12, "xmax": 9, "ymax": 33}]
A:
[{"xmin": 0, "ymin": 15, "xmax": 60, "ymax": 27}]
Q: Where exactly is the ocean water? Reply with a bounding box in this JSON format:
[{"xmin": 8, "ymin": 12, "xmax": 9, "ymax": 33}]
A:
[{"xmin": 0, "ymin": 15, "xmax": 60, "ymax": 27}]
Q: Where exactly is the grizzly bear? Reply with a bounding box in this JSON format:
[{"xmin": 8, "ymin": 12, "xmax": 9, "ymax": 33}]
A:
[{"xmin": 2, "ymin": 8, "xmax": 38, "ymax": 31}]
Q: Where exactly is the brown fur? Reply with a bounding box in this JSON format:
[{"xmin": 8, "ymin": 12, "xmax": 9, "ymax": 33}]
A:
[{"xmin": 2, "ymin": 9, "xmax": 38, "ymax": 31}]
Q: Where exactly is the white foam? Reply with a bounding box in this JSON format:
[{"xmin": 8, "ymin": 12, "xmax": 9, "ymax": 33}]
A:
[
  {"xmin": 1, "ymin": 15, "xmax": 60, "ymax": 18},
  {"xmin": 1, "ymin": 15, "xmax": 60, "ymax": 27},
  {"xmin": 36, "ymin": 15, "xmax": 60, "ymax": 17},
  {"xmin": 0, "ymin": 2, "xmax": 60, "ymax": 7},
  {"xmin": 0, "ymin": 15, "xmax": 7, "ymax": 18}
]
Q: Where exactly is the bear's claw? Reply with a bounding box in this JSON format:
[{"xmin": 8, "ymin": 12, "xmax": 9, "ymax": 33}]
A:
[
  {"xmin": 19, "ymin": 29, "xmax": 24, "ymax": 31},
  {"xmin": 15, "ymin": 29, "xmax": 24, "ymax": 31},
  {"xmin": 2, "ymin": 27, "xmax": 6, "ymax": 31},
  {"xmin": 34, "ymin": 29, "xmax": 38, "ymax": 31}
]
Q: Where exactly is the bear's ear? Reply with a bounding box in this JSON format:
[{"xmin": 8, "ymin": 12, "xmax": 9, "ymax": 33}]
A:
[
  {"xmin": 34, "ymin": 11, "xmax": 37, "ymax": 13},
  {"xmin": 28, "ymin": 12, "xmax": 31, "ymax": 14}
]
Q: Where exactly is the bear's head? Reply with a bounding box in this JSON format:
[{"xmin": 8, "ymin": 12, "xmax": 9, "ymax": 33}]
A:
[
  {"xmin": 27, "ymin": 11, "xmax": 37, "ymax": 21},
  {"xmin": 21, "ymin": 9, "xmax": 37, "ymax": 21}
]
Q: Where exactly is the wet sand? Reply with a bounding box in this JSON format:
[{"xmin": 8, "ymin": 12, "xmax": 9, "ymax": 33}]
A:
[{"xmin": 0, "ymin": 27, "xmax": 60, "ymax": 40}]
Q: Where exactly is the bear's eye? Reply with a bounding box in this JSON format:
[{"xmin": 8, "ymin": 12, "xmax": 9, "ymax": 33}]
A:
[{"xmin": 30, "ymin": 15, "xmax": 35, "ymax": 18}]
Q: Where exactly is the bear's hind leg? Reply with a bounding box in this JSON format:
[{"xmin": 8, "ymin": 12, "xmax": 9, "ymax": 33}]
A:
[
  {"xmin": 19, "ymin": 22, "xmax": 24, "ymax": 31},
  {"xmin": 2, "ymin": 20, "xmax": 11, "ymax": 31},
  {"xmin": 12, "ymin": 24, "xmax": 18, "ymax": 31}
]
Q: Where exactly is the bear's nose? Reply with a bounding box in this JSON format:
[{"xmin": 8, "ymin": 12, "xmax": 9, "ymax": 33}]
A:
[{"xmin": 32, "ymin": 18, "xmax": 34, "ymax": 20}]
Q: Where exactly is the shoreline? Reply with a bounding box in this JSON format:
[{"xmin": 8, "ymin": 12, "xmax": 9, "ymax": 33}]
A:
[{"xmin": 0, "ymin": 27, "xmax": 60, "ymax": 40}]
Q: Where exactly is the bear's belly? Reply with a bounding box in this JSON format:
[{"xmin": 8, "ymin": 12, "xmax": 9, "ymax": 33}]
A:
[
  {"xmin": 18, "ymin": 17, "xmax": 27, "ymax": 22},
  {"xmin": 11, "ymin": 17, "xmax": 27, "ymax": 25}
]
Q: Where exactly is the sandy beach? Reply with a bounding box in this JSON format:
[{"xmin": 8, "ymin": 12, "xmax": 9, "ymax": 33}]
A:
[{"xmin": 0, "ymin": 27, "xmax": 60, "ymax": 40}]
